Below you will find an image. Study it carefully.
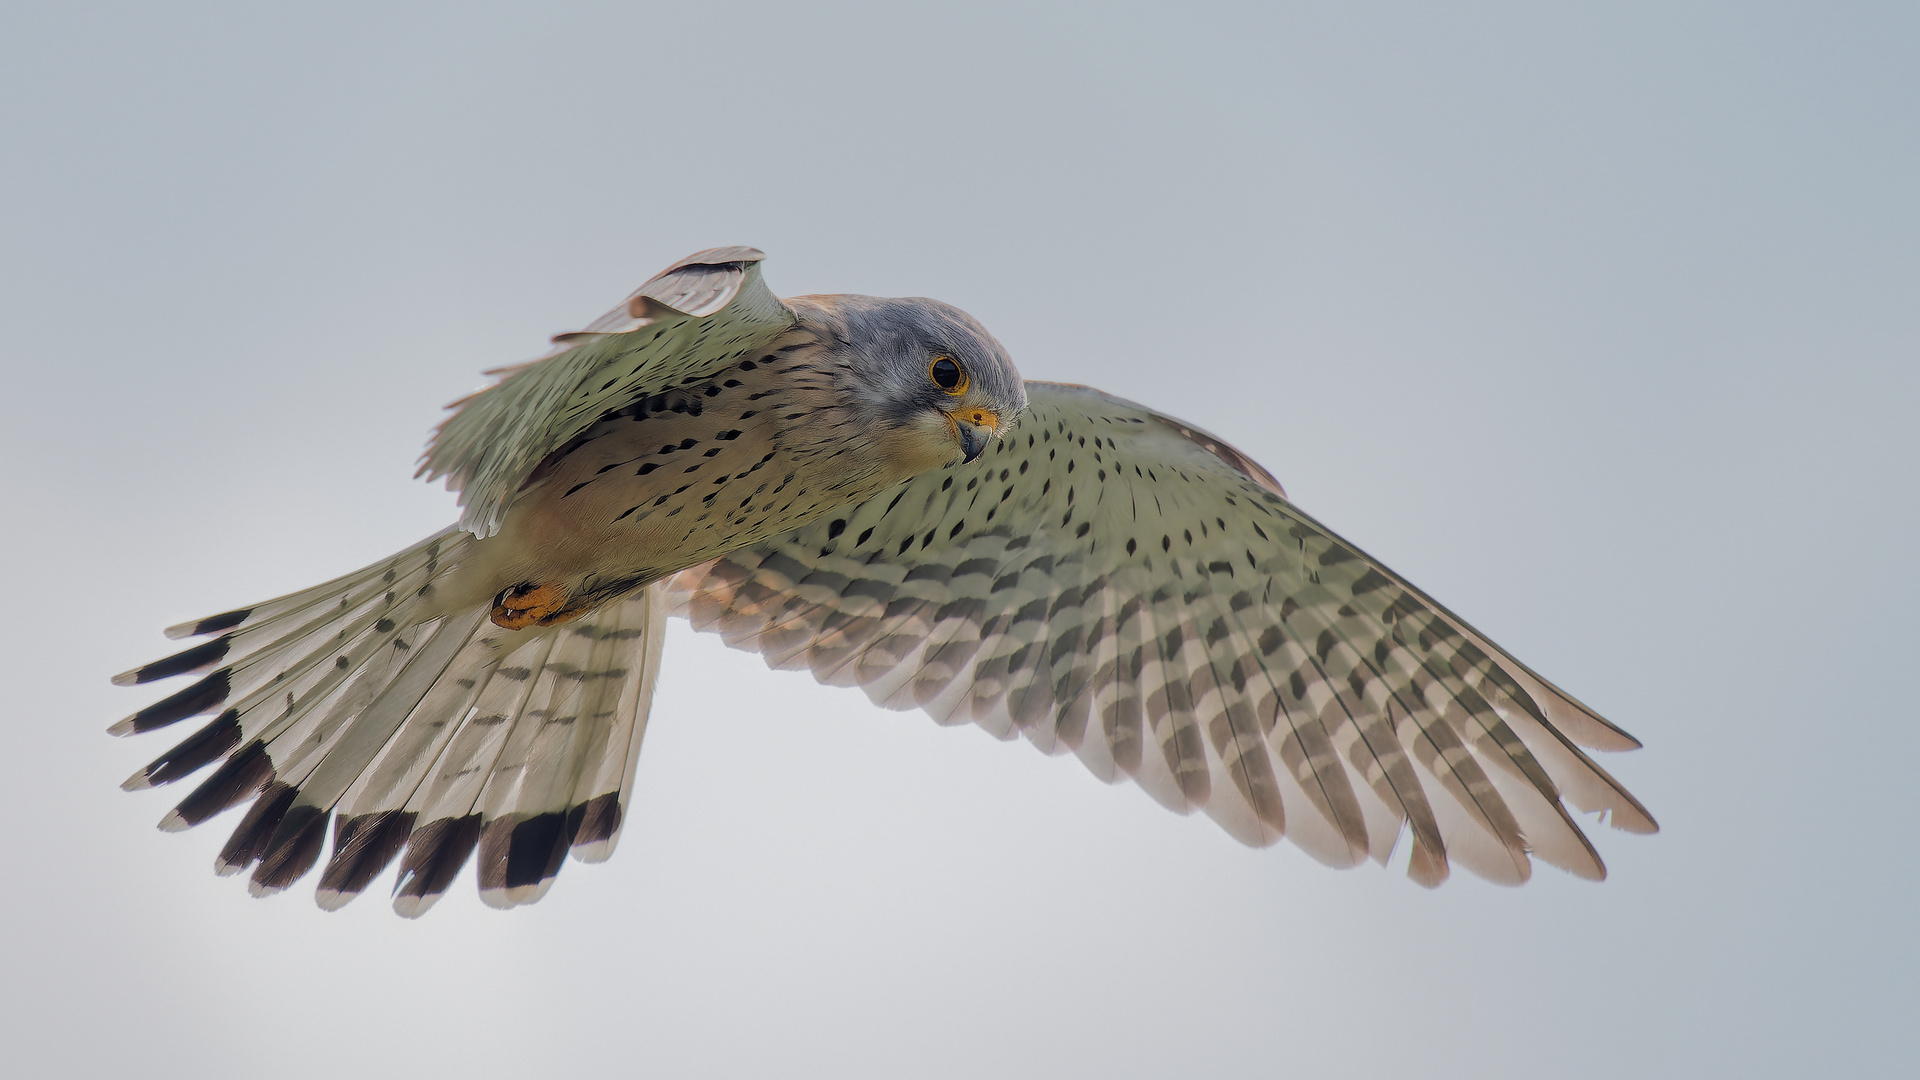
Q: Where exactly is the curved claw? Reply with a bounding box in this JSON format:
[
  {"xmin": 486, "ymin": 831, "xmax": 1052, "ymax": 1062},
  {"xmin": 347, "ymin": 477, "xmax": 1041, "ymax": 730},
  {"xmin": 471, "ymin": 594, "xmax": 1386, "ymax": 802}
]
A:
[{"xmin": 491, "ymin": 582, "xmax": 578, "ymax": 629}]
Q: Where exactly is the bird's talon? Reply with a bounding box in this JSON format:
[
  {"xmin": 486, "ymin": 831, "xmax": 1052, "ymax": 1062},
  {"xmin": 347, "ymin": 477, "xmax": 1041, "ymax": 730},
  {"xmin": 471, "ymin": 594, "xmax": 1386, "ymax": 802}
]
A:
[{"xmin": 491, "ymin": 582, "xmax": 571, "ymax": 629}]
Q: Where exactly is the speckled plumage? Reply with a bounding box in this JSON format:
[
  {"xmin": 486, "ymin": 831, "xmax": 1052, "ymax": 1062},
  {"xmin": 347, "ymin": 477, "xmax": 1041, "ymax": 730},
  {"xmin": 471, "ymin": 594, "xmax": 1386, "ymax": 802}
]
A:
[
  {"xmin": 459, "ymin": 296, "xmax": 999, "ymax": 620},
  {"xmin": 668, "ymin": 383, "xmax": 1654, "ymax": 885},
  {"xmin": 113, "ymin": 247, "xmax": 1656, "ymax": 915}
]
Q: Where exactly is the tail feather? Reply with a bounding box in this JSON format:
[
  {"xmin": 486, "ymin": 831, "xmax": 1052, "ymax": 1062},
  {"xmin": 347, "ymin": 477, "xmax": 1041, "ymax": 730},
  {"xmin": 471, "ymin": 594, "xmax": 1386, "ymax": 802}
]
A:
[
  {"xmin": 112, "ymin": 531, "xmax": 461, "ymax": 737},
  {"xmin": 390, "ymin": 633, "xmax": 555, "ymax": 917},
  {"xmin": 285, "ymin": 612, "xmax": 492, "ymax": 816},
  {"xmin": 250, "ymin": 612, "xmax": 489, "ymax": 898},
  {"xmin": 333, "ymin": 629, "xmax": 503, "ymax": 818},
  {"xmin": 158, "ymin": 741, "xmax": 273, "ymax": 832},
  {"xmin": 316, "ymin": 810, "xmax": 416, "ymax": 910},
  {"xmin": 116, "ymin": 532, "xmax": 668, "ymax": 915},
  {"xmin": 569, "ymin": 588, "xmax": 667, "ymax": 863},
  {"xmin": 159, "ymin": 528, "xmax": 462, "ymax": 641},
  {"xmin": 473, "ymin": 608, "xmax": 638, "ymax": 909},
  {"xmin": 391, "ymin": 815, "xmax": 484, "ymax": 918},
  {"xmin": 472, "ymin": 625, "xmax": 603, "ymax": 908},
  {"xmin": 216, "ymin": 781, "xmax": 298, "ymax": 876},
  {"xmin": 312, "ymin": 624, "xmax": 510, "ymax": 910}
]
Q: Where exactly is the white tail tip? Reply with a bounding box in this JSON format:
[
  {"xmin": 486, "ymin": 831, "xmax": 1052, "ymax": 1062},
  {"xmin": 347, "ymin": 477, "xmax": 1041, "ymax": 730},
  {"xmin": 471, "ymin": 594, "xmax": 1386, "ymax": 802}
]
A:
[{"xmin": 391, "ymin": 892, "xmax": 444, "ymax": 920}]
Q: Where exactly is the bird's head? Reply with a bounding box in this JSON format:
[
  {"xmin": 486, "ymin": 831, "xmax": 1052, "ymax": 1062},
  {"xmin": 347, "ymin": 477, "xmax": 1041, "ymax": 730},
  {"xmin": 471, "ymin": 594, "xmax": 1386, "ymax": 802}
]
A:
[{"xmin": 824, "ymin": 295, "xmax": 1027, "ymax": 473}]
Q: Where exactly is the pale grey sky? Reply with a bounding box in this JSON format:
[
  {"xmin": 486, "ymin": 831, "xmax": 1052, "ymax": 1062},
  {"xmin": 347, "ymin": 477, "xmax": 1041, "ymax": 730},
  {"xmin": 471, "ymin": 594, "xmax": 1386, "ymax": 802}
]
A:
[{"xmin": 2, "ymin": 3, "xmax": 1914, "ymax": 1077}]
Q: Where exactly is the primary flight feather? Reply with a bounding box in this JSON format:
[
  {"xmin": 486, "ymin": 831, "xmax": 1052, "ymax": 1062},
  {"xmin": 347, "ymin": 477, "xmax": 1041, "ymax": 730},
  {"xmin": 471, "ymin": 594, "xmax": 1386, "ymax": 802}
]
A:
[{"xmin": 113, "ymin": 246, "xmax": 1655, "ymax": 915}]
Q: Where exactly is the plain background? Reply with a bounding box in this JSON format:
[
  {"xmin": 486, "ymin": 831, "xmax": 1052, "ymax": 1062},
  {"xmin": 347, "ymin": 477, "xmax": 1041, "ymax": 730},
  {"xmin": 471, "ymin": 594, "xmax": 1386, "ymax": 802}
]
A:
[{"xmin": 2, "ymin": 3, "xmax": 1914, "ymax": 1077}]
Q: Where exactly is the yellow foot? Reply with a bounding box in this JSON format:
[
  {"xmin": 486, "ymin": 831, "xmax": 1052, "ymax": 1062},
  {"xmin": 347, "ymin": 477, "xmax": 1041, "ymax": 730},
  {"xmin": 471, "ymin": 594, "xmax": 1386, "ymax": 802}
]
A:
[{"xmin": 490, "ymin": 581, "xmax": 578, "ymax": 629}]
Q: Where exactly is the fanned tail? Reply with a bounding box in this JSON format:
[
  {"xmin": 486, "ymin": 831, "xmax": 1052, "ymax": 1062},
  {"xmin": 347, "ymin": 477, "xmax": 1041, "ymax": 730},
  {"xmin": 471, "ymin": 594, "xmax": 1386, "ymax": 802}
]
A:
[{"xmin": 114, "ymin": 532, "xmax": 669, "ymax": 915}]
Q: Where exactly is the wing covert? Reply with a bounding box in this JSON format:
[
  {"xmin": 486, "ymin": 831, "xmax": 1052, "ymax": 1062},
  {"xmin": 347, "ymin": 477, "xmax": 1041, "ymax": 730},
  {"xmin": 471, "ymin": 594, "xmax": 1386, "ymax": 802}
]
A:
[
  {"xmin": 420, "ymin": 247, "xmax": 796, "ymax": 537},
  {"xmin": 669, "ymin": 381, "xmax": 1656, "ymax": 887}
]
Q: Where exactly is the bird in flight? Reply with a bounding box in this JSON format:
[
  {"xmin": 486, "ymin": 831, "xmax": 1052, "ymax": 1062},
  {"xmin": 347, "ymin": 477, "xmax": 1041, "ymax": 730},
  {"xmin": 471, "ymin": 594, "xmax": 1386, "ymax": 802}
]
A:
[{"xmin": 113, "ymin": 247, "xmax": 1656, "ymax": 916}]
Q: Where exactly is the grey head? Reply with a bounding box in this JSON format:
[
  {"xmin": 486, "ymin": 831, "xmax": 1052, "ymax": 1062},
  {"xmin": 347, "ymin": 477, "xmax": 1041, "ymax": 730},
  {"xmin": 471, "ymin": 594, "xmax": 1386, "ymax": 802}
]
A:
[{"xmin": 820, "ymin": 294, "xmax": 1027, "ymax": 465}]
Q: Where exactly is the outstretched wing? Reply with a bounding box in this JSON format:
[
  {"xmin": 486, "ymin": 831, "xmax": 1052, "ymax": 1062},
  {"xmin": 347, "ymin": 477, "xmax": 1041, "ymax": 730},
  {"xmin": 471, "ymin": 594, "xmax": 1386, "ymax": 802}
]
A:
[
  {"xmin": 669, "ymin": 382, "xmax": 1656, "ymax": 887},
  {"xmin": 420, "ymin": 246, "xmax": 796, "ymax": 537}
]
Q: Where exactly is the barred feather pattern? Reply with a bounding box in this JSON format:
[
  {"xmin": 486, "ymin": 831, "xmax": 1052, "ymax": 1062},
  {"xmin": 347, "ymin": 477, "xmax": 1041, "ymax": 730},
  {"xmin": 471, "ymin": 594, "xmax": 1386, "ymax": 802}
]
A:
[
  {"xmin": 669, "ymin": 381, "xmax": 1656, "ymax": 886},
  {"xmin": 114, "ymin": 531, "xmax": 668, "ymax": 916}
]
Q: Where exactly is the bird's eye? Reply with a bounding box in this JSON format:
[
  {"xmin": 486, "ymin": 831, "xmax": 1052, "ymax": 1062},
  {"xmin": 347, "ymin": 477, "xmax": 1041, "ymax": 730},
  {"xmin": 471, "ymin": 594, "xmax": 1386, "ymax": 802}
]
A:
[{"xmin": 929, "ymin": 356, "xmax": 967, "ymax": 394}]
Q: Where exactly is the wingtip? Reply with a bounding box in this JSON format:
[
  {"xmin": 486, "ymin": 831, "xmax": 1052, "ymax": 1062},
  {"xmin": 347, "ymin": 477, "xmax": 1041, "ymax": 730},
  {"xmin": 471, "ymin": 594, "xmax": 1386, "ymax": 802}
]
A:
[
  {"xmin": 1406, "ymin": 840, "xmax": 1451, "ymax": 889},
  {"xmin": 123, "ymin": 770, "xmax": 154, "ymax": 793},
  {"xmin": 315, "ymin": 888, "xmax": 357, "ymax": 912},
  {"xmin": 1504, "ymin": 854, "xmax": 1533, "ymax": 888},
  {"xmin": 1569, "ymin": 852, "xmax": 1608, "ymax": 882},
  {"xmin": 156, "ymin": 809, "xmax": 188, "ymax": 832},
  {"xmin": 107, "ymin": 717, "xmax": 136, "ymax": 737},
  {"xmin": 1608, "ymin": 803, "xmax": 1660, "ymax": 835}
]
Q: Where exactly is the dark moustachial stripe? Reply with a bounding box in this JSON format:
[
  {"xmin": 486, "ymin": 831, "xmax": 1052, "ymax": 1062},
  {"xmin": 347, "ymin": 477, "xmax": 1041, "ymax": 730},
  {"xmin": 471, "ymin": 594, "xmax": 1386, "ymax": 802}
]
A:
[
  {"xmin": 131, "ymin": 636, "xmax": 233, "ymax": 684},
  {"xmin": 130, "ymin": 669, "xmax": 232, "ymax": 732}
]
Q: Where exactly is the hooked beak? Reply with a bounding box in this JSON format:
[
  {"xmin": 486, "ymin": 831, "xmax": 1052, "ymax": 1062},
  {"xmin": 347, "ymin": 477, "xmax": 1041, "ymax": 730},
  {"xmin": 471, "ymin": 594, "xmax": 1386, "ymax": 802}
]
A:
[{"xmin": 947, "ymin": 408, "xmax": 1000, "ymax": 464}]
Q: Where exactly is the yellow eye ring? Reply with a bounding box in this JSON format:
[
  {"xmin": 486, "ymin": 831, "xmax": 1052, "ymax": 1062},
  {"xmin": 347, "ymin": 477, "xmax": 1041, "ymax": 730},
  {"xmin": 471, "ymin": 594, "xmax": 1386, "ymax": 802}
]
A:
[{"xmin": 929, "ymin": 356, "xmax": 968, "ymax": 396}]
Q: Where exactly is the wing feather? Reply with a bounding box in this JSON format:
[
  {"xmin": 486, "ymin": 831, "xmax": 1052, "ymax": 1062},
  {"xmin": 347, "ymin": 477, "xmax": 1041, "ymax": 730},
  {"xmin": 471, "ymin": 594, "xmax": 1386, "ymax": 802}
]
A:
[
  {"xmin": 419, "ymin": 248, "xmax": 795, "ymax": 537},
  {"xmin": 668, "ymin": 382, "xmax": 1654, "ymax": 886}
]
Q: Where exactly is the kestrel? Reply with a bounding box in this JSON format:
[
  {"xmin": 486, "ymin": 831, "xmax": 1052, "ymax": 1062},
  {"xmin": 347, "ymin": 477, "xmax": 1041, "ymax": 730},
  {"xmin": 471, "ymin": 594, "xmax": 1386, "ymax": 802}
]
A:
[{"xmin": 113, "ymin": 247, "xmax": 1656, "ymax": 916}]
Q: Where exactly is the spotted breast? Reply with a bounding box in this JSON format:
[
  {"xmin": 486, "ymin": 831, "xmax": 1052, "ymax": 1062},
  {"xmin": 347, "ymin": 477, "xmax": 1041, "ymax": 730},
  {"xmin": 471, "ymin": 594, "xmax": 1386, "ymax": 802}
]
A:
[{"xmin": 457, "ymin": 297, "xmax": 935, "ymax": 629}]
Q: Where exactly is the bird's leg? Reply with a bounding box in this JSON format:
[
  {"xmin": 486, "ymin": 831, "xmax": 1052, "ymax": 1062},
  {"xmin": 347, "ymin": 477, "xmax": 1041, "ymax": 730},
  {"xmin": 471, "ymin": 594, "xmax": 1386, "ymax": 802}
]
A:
[{"xmin": 490, "ymin": 581, "xmax": 584, "ymax": 630}]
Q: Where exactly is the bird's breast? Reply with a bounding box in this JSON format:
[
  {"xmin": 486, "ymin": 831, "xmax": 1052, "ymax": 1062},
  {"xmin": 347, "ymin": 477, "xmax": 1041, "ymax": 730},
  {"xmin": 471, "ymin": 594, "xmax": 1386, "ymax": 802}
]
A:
[{"xmin": 464, "ymin": 336, "xmax": 903, "ymax": 611}]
